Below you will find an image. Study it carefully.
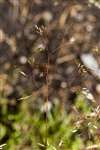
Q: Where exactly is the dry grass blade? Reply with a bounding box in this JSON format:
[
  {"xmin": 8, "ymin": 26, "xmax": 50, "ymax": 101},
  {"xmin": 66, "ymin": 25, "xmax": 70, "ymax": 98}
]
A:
[
  {"xmin": 37, "ymin": 143, "xmax": 46, "ymax": 147},
  {"xmin": 58, "ymin": 140, "xmax": 63, "ymax": 147},
  {"xmin": 86, "ymin": 144, "xmax": 100, "ymax": 149},
  {"xmin": 0, "ymin": 144, "xmax": 6, "ymax": 149},
  {"xmin": 18, "ymin": 95, "xmax": 32, "ymax": 101},
  {"xmin": 19, "ymin": 71, "xmax": 27, "ymax": 77}
]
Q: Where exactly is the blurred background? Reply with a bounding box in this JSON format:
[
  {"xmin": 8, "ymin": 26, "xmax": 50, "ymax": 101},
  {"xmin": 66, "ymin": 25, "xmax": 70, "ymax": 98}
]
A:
[{"xmin": 0, "ymin": 0, "xmax": 100, "ymax": 149}]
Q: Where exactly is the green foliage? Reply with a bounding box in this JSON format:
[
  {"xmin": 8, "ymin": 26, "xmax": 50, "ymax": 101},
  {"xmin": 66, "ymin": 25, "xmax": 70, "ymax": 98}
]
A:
[{"xmin": 0, "ymin": 92, "xmax": 100, "ymax": 150}]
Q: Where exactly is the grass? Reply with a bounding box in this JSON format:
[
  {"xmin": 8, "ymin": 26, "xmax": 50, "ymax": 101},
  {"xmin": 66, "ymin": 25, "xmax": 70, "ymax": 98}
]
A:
[{"xmin": 0, "ymin": 91, "xmax": 100, "ymax": 150}]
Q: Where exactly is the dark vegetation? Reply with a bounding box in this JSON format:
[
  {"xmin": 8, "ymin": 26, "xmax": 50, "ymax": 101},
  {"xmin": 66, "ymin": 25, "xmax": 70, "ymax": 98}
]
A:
[{"xmin": 0, "ymin": 0, "xmax": 100, "ymax": 149}]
